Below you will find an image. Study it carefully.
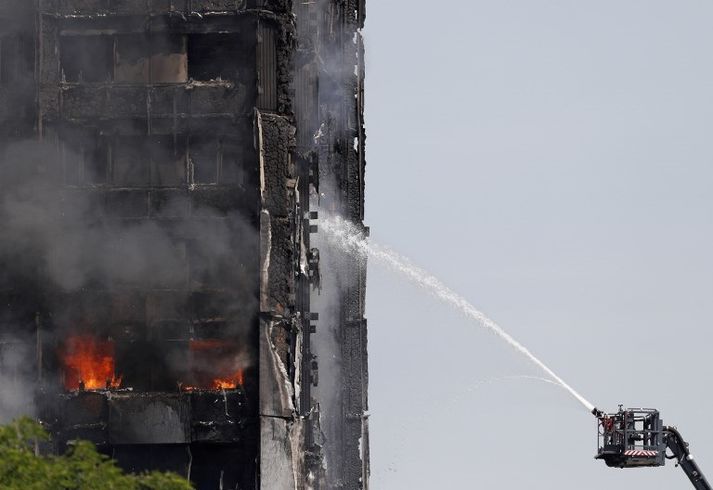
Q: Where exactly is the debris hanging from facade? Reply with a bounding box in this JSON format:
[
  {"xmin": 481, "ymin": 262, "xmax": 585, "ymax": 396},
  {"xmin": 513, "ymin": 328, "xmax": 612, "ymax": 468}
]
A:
[{"xmin": 0, "ymin": 0, "xmax": 367, "ymax": 488}]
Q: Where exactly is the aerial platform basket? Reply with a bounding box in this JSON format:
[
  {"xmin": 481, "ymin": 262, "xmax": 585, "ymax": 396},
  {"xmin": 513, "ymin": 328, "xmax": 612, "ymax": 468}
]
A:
[{"xmin": 596, "ymin": 406, "xmax": 666, "ymax": 468}]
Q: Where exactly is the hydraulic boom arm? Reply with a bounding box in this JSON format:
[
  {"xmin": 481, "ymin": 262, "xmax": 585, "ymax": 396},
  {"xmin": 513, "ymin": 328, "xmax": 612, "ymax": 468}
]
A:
[
  {"xmin": 664, "ymin": 426, "xmax": 711, "ymax": 490},
  {"xmin": 595, "ymin": 406, "xmax": 711, "ymax": 489}
]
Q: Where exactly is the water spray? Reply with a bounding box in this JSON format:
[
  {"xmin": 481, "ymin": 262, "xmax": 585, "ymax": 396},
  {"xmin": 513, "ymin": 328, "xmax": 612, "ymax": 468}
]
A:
[
  {"xmin": 323, "ymin": 217, "xmax": 713, "ymax": 489},
  {"xmin": 322, "ymin": 216, "xmax": 600, "ymax": 416}
]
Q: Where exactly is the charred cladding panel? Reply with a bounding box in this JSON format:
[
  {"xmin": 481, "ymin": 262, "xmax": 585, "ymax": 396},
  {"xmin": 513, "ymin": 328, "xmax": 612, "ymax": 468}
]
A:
[
  {"xmin": 0, "ymin": 0, "xmax": 367, "ymax": 488},
  {"xmin": 294, "ymin": 0, "xmax": 370, "ymax": 488}
]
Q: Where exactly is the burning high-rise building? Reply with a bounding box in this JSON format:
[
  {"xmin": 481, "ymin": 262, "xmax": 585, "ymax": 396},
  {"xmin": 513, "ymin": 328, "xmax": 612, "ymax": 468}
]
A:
[{"xmin": 0, "ymin": 1, "xmax": 368, "ymax": 488}]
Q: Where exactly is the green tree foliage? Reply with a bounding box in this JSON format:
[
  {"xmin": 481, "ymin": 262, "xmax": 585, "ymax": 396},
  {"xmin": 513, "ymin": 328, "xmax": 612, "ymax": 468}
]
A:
[{"xmin": 0, "ymin": 417, "xmax": 193, "ymax": 490}]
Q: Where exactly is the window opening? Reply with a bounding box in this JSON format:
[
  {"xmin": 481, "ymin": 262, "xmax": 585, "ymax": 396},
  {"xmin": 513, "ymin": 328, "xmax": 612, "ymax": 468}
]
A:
[
  {"xmin": 187, "ymin": 34, "xmax": 245, "ymax": 81},
  {"xmin": 60, "ymin": 35, "xmax": 113, "ymax": 83},
  {"xmin": 115, "ymin": 35, "xmax": 149, "ymax": 83},
  {"xmin": 150, "ymin": 135, "xmax": 186, "ymax": 186},
  {"xmin": 150, "ymin": 35, "xmax": 187, "ymax": 84},
  {"xmin": 190, "ymin": 136, "xmax": 218, "ymax": 184},
  {"xmin": 218, "ymin": 139, "xmax": 245, "ymax": 185}
]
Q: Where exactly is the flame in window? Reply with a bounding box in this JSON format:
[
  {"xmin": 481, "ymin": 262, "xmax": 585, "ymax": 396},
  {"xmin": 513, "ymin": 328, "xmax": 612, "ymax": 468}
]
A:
[
  {"xmin": 181, "ymin": 339, "xmax": 247, "ymax": 391},
  {"xmin": 211, "ymin": 369, "xmax": 245, "ymax": 390},
  {"xmin": 60, "ymin": 335, "xmax": 122, "ymax": 391}
]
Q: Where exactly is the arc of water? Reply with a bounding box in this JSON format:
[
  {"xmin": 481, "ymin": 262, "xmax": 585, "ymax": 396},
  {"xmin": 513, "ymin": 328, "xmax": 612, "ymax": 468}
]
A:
[{"xmin": 322, "ymin": 216, "xmax": 596, "ymax": 414}]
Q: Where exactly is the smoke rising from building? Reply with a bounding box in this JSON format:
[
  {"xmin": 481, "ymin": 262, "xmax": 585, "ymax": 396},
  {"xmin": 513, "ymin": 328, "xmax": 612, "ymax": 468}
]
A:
[{"xmin": 0, "ymin": 1, "xmax": 368, "ymax": 488}]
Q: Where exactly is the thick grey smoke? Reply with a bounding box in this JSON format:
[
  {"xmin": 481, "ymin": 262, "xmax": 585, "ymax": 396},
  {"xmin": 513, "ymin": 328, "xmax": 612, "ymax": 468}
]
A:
[
  {"xmin": 0, "ymin": 139, "xmax": 257, "ymax": 416},
  {"xmin": 1, "ymin": 141, "xmax": 256, "ymax": 294},
  {"xmin": 0, "ymin": 339, "xmax": 36, "ymax": 423}
]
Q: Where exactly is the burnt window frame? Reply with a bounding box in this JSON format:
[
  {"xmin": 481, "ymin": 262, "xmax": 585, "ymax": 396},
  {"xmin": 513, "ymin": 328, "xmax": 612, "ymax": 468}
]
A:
[
  {"xmin": 59, "ymin": 34, "xmax": 114, "ymax": 83},
  {"xmin": 189, "ymin": 134, "xmax": 220, "ymax": 185},
  {"xmin": 149, "ymin": 134, "xmax": 188, "ymax": 187},
  {"xmin": 60, "ymin": 128, "xmax": 111, "ymax": 185},
  {"xmin": 217, "ymin": 137, "xmax": 246, "ymax": 186},
  {"xmin": 148, "ymin": 34, "xmax": 188, "ymax": 84},
  {"xmin": 186, "ymin": 32, "xmax": 249, "ymax": 82},
  {"xmin": 0, "ymin": 33, "xmax": 34, "ymax": 86},
  {"xmin": 110, "ymin": 135, "xmax": 151, "ymax": 187},
  {"xmin": 114, "ymin": 34, "xmax": 150, "ymax": 84},
  {"xmin": 60, "ymin": 33, "xmax": 189, "ymax": 85},
  {"xmin": 59, "ymin": 31, "xmax": 255, "ymax": 85},
  {"xmin": 110, "ymin": 134, "xmax": 188, "ymax": 187}
]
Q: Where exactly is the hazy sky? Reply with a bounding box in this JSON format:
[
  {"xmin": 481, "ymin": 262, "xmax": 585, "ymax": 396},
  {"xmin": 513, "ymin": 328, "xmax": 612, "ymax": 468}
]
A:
[{"xmin": 363, "ymin": 1, "xmax": 713, "ymax": 488}]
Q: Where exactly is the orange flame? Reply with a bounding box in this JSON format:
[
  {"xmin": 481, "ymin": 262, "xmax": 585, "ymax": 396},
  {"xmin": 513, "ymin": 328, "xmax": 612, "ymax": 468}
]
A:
[
  {"xmin": 211, "ymin": 369, "xmax": 245, "ymax": 390},
  {"xmin": 61, "ymin": 336, "xmax": 122, "ymax": 391},
  {"xmin": 181, "ymin": 340, "xmax": 246, "ymax": 391}
]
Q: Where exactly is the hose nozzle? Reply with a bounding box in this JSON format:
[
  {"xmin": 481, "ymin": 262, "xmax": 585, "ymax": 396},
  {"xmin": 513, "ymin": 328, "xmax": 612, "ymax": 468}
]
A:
[{"xmin": 592, "ymin": 407, "xmax": 604, "ymax": 418}]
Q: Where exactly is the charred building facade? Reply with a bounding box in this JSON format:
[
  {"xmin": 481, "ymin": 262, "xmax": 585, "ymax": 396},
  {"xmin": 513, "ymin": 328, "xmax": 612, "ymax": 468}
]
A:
[{"xmin": 0, "ymin": 1, "xmax": 367, "ymax": 489}]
